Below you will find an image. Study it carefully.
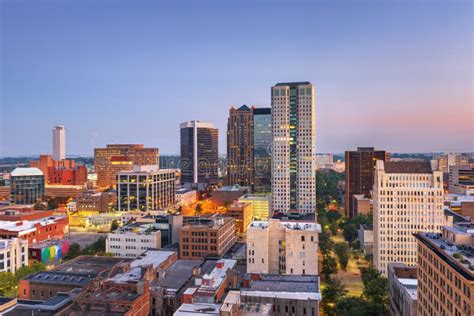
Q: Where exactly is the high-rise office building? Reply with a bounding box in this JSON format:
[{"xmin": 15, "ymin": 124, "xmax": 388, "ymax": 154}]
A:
[
  {"xmin": 180, "ymin": 121, "xmax": 218, "ymax": 187},
  {"xmin": 415, "ymin": 223, "xmax": 473, "ymax": 316},
  {"xmin": 271, "ymin": 82, "xmax": 316, "ymax": 214},
  {"xmin": 373, "ymin": 160, "xmax": 445, "ymax": 276},
  {"xmin": 116, "ymin": 165, "xmax": 177, "ymax": 212},
  {"xmin": 253, "ymin": 107, "xmax": 272, "ymax": 192},
  {"xmin": 227, "ymin": 105, "xmax": 254, "ymax": 187},
  {"xmin": 52, "ymin": 126, "xmax": 66, "ymax": 161},
  {"xmin": 345, "ymin": 147, "xmax": 389, "ymax": 218},
  {"xmin": 94, "ymin": 144, "xmax": 158, "ymax": 188},
  {"xmin": 10, "ymin": 168, "xmax": 45, "ymax": 205}
]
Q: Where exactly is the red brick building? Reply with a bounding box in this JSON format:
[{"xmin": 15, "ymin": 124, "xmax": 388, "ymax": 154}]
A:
[
  {"xmin": 0, "ymin": 215, "xmax": 68, "ymax": 245},
  {"xmin": 30, "ymin": 154, "xmax": 87, "ymax": 185}
]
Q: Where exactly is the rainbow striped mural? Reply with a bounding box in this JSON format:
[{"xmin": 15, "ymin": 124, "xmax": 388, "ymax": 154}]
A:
[{"xmin": 40, "ymin": 240, "xmax": 70, "ymax": 262}]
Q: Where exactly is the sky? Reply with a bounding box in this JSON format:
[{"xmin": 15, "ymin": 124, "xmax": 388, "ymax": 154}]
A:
[{"xmin": 1, "ymin": 0, "xmax": 473, "ymax": 156}]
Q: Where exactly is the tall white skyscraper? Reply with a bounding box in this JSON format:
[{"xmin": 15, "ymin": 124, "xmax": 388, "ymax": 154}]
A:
[
  {"xmin": 52, "ymin": 125, "xmax": 66, "ymax": 160},
  {"xmin": 373, "ymin": 160, "xmax": 446, "ymax": 276},
  {"xmin": 271, "ymin": 82, "xmax": 316, "ymax": 214}
]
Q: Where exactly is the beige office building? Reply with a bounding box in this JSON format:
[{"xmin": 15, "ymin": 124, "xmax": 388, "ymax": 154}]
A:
[
  {"xmin": 373, "ymin": 160, "xmax": 445, "ymax": 276},
  {"xmin": 247, "ymin": 219, "xmax": 321, "ymax": 275},
  {"xmin": 271, "ymin": 82, "xmax": 316, "ymax": 214}
]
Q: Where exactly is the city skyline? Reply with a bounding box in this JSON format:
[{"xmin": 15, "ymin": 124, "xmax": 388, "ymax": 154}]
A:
[{"xmin": 1, "ymin": 0, "xmax": 473, "ymax": 156}]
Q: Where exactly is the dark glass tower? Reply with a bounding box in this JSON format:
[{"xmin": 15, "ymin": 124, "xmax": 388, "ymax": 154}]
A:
[
  {"xmin": 253, "ymin": 107, "xmax": 272, "ymax": 192},
  {"xmin": 345, "ymin": 147, "xmax": 389, "ymax": 218},
  {"xmin": 180, "ymin": 121, "xmax": 219, "ymax": 187}
]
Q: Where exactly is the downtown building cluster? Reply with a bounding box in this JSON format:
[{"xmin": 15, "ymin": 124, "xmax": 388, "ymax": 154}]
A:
[
  {"xmin": 344, "ymin": 148, "xmax": 473, "ymax": 315},
  {"xmin": 1, "ymin": 78, "xmax": 472, "ymax": 315},
  {"xmin": 0, "ymin": 81, "xmax": 323, "ymax": 316}
]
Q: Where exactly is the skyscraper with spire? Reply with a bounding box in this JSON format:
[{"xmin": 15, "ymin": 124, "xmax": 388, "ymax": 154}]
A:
[{"xmin": 227, "ymin": 105, "xmax": 254, "ymax": 187}]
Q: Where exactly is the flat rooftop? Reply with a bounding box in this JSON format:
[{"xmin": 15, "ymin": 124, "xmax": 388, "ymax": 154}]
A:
[
  {"xmin": 130, "ymin": 250, "xmax": 175, "ymax": 270},
  {"xmin": 249, "ymin": 220, "xmax": 321, "ymax": 232},
  {"xmin": 216, "ymin": 185, "xmax": 249, "ymax": 192},
  {"xmin": 153, "ymin": 259, "xmax": 203, "ymax": 290},
  {"xmin": 112, "ymin": 222, "xmax": 163, "ymax": 235},
  {"xmin": 54, "ymin": 256, "xmax": 128, "ymax": 276},
  {"xmin": 174, "ymin": 303, "xmax": 221, "ymax": 316},
  {"xmin": 0, "ymin": 215, "xmax": 67, "ymax": 233},
  {"xmin": 399, "ymin": 278, "xmax": 418, "ymax": 300},
  {"xmin": 24, "ymin": 271, "xmax": 93, "ymax": 286},
  {"xmin": 415, "ymin": 232, "xmax": 474, "ymax": 281},
  {"xmin": 248, "ymin": 275, "xmax": 319, "ymax": 293}
]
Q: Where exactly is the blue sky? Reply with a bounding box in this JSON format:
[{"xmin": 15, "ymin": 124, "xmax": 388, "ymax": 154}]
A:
[{"xmin": 1, "ymin": 0, "xmax": 472, "ymax": 156}]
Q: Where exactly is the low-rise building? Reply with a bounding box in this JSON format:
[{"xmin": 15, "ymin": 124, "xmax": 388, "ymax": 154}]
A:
[
  {"xmin": 238, "ymin": 194, "xmax": 271, "ymax": 220},
  {"xmin": 358, "ymin": 224, "xmax": 374, "ymax": 255},
  {"xmin": 44, "ymin": 185, "xmax": 85, "ymax": 199},
  {"xmin": 227, "ymin": 202, "xmax": 252, "ymax": 235},
  {"xmin": 150, "ymin": 259, "xmax": 204, "ymax": 315},
  {"xmin": 387, "ymin": 263, "xmax": 417, "ymax": 316},
  {"xmin": 28, "ymin": 239, "xmax": 70, "ymax": 265},
  {"xmin": 106, "ymin": 222, "xmax": 162, "ymax": 258},
  {"xmin": 444, "ymin": 194, "xmax": 474, "ymax": 219},
  {"xmin": 66, "ymin": 201, "xmax": 76, "ymax": 212},
  {"xmin": 61, "ymin": 250, "xmax": 176, "ymax": 316},
  {"xmin": 19, "ymin": 256, "xmax": 128, "ymax": 300},
  {"xmin": 352, "ymin": 194, "xmax": 372, "ymax": 215},
  {"xmin": 176, "ymin": 188, "xmax": 198, "ymax": 207},
  {"xmin": 0, "ymin": 293, "xmax": 74, "ymax": 315},
  {"xmin": 449, "ymin": 165, "xmax": 474, "ymax": 195},
  {"xmin": 414, "ymin": 223, "xmax": 474, "ymax": 316},
  {"xmin": 180, "ymin": 216, "xmax": 236, "ymax": 260},
  {"xmin": 77, "ymin": 190, "xmax": 117, "ymax": 213},
  {"xmin": 184, "ymin": 259, "xmax": 237, "ymax": 304},
  {"xmin": 136, "ymin": 213, "xmax": 183, "ymax": 246},
  {"xmin": 29, "ymin": 154, "xmax": 87, "ymax": 186},
  {"xmin": 247, "ymin": 219, "xmax": 320, "ymax": 275},
  {"xmin": 0, "ymin": 238, "xmax": 28, "ymax": 273},
  {"xmin": 241, "ymin": 274, "xmax": 320, "ymax": 316},
  {"xmin": 0, "ymin": 215, "xmax": 68, "ymax": 245},
  {"xmin": 220, "ymin": 291, "xmax": 273, "ymax": 316},
  {"xmin": 211, "ymin": 185, "xmax": 249, "ymax": 207},
  {"xmin": 175, "ymin": 303, "xmax": 222, "ymax": 315}
]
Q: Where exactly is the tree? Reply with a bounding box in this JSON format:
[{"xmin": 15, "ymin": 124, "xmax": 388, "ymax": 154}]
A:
[
  {"xmin": 329, "ymin": 222, "xmax": 338, "ymax": 235},
  {"xmin": 322, "ymin": 277, "xmax": 347, "ymax": 316},
  {"xmin": 359, "ymin": 267, "xmax": 388, "ymax": 314},
  {"xmin": 336, "ymin": 297, "xmax": 384, "ymax": 316},
  {"xmin": 15, "ymin": 262, "xmax": 46, "ymax": 281},
  {"xmin": 47, "ymin": 198, "xmax": 59, "ymax": 210},
  {"xmin": 64, "ymin": 243, "xmax": 81, "ymax": 260},
  {"xmin": 321, "ymin": 255, "xmax": 337, "ymax": 279},
  {"xmin": 363, "ymin": 276, "xmax": 388, "ymax": 305},
  {"xmin": 342, "ymin": 223, "xmax": 358, "ymax": 244},
  {"xmin": 319, "ymin": 231, "xmax": 334, "ymax": 255},
  {"xmin": 0, "ymin": 272, "xmax": 17, "ymax": 297},
  {"xmin": 334, "ymin": 242, "xmax": 350, "ymax": 269},
  {"xmin": 110, "ymin": 220, "xmax": 120, "ymax": 232},
  {"xmin": 360, "ymin": 267, "xmax": 381, "ymax": 286},
  {"xmin": 33, "ymin": 202, "xmax": 46, "ymax": 210}
]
